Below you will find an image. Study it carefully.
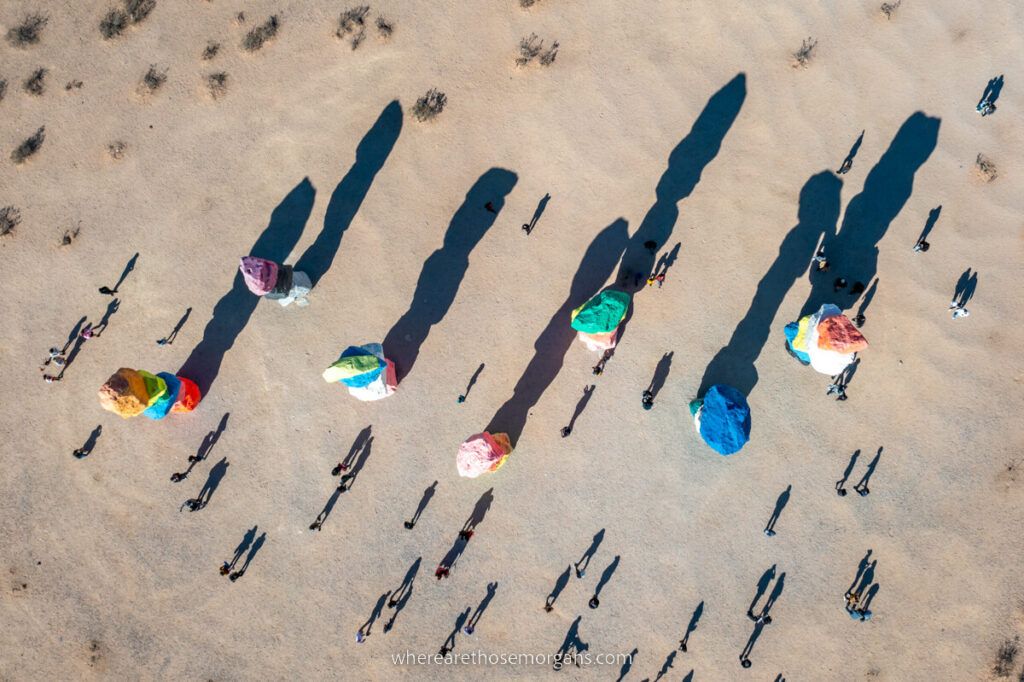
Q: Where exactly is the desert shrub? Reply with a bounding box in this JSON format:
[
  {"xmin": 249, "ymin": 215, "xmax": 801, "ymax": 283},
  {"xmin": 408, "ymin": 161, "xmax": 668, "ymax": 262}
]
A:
[
  {"xmin": 792, "ymin": 37, "xmax": 817, "ymax": 68},
  {"xmin": 108, "ymin": 141, "xmax": 127, "ymax": 160},
  {"xmin": 100, "ymin": 9, "xmax": 129, "ymax": 39},
  {"xmin": 7, "ymin": 13, "xmax": 48, "ymax": 47},
  {"xmin": 975, "ymin": 154, "xmax": 997, "ymax": 182},
  {"xmin": 519, "ymin": 0, "xmax": 539, "ymax": 7},
  {"xmin": 880, "ymin": 0, "xmax": 901, "ymax": 19},
  {"xmin": 24, "ymin": 68, "xmax": 47, "ymax": 96},
  {"xmin": 141, "ymin": 65, "xmax": 167, "ymax": 92},
  {"xmin": 376, "ymin": 16, "xmax": 393, "ymax": 38},
  {"xmin": 11, "ymin": 126, "xmax": 45, "ymax": 164},
  {"xmin": 243, "ymin": 15, "xmax": 279, "ymax": 51},
  {"xmin": 517, "ymin": 34, "xmax": 558, "ymax": 67},
  {"xmin": 337, "ymin": 6, "xmax": 370, "ymax": 49},
  {"xmin": 540, "ymin": 41, "xmax": 559, "ymax": 66},
  {"xmin": 994, "ymin": 637, "xmax": 1019, "ymax": 677},
  {"xmin": 65, "ymin": 79, "xmax": 84, "ymax": 90},
  {"xmin": 0, "ymin": 78, "xmax": 7, "ymax": 102},
  {"xmin": 125, "ymin": 0, "xmax": 156, "ymax": 24},
  {"xmin": 207, "ymin": 72, "xmax": 228, "ymax": 99},
  {"xmin": 412, "ymin": 88, "xmax": 446, "ymax": 122},
  {"xmin": 0, "ymin": 206, "xmax": 21, "ymax": 236},
  {"xmin": 202, "ymin": 41, "xmax": 220, "ymax": 60},
  {"xmin": 61, "ymin": 225, "xmax": 81, "ymax": 245},
  {"xmin": 516, "ymin": 33, "xmax": 543, "ymax": 66}
]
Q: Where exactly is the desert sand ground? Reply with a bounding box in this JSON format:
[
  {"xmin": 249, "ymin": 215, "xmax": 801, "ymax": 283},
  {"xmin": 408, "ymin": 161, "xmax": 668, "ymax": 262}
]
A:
[{"xmin": 2, "ymin": 1, "xmax": 1023, "ymax": 680}]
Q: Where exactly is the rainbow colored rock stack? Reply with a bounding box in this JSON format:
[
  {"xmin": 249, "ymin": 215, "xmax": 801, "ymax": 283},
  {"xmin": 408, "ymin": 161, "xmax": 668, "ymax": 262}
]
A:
[{"xmin": 98, "ymin": 368, "xmax": 201, "ymax": 419}]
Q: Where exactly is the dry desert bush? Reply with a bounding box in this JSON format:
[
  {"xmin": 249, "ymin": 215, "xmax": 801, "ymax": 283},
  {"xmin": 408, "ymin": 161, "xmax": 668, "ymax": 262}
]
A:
[
  {"xmin": 0, "ymin": 78, "xmax": 7, "ymax": 102},
  {"xmin": 65, "ymin": 79, "xmax": 84, "ymax": 90},
  {"xmin": 243, "ymin": 15, "xmax": 280, "ymax": 52},
  {"xmin": 337, "ymin": 6, "xmax": 370, "ymax": 49},
  {"xmin": 12, "ymin": 126, "xmax": 46, "ymax": 164},
  {"xmin": 107, "ymin": 141, "xmax": 128, "ymax": 160},
  {"xmin": 412, "ymin": 89, "xmax": 446, "ymax": 122},
  {"xmin": 207, "ymin": 72, "xmax": 229, "ymax": 99},
  {"xmin": 792, "ymin": 37, "xmax": 818, "ymax": 68},
  {"xmin": 519, "ymin": 0, "xmax": 540, "ymax": 7},
  {"xmin": 975, "ymin": 154, "xmax": 997, "ymax": 182},
  {"xmin": 993, "ymin": 636, "xmax": 1018, "ymax": 677},
  {"xmin": 61, "ymin": 224, "xmax": 81, "ymax": 246},
  {"xmin": 24, "ymin": 68, "xmax": 47, "ymax": 96},
  {"xmin": 100, "ymin": 0, "xmax": 156, "ymax": 39},
  {"xmin": 202, "ymin": 41, "xmax": 220, "ymax": 60},
  {"xmin": 516, "ymin": 33, "xmax": 558, "ymax": 66},
  {"xmin": 880, "ymin": 0, "xmax": 902, "ymax": 19},
  {"xmin": 376, "ymin": 16, "xmax": 393, "ymax": 39},
  {"xmin": 6, "ymin": 13, "xmax": 48, "ymax": 47},
  {"xmin": 0, "ymin": 206, "xmax": 21, "ymax": 236},
  {"xmin": 141, "ymin": 65, "xmax": 167, "ymax": 93}
]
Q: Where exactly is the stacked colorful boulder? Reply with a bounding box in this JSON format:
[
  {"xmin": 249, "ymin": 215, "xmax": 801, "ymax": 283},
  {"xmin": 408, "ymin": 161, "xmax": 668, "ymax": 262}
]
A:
[
  {"xmin": 322, "ymin": 343, "xmax": 397, "ymax": 401},
  {"xmin": 784, "ymin": 304, "xmax": 867, "ymax": 375},
  {"xmin": 98, "ymin": 368, "xmax": 201, "ymax": 419},
  {"xmin": 457, "ymin": 432, "xmax": 513, "ymax": 478},
  {"xmin": 240, "ymin": 256, "xmax": 311, "ymax": 307},
  {"xmin": 689, "ymin": 384, "xmax": 751, "ymax": 456},
  {"xmin": 570, "ymin": 289, "xmax": 631, "ymax": 352}
]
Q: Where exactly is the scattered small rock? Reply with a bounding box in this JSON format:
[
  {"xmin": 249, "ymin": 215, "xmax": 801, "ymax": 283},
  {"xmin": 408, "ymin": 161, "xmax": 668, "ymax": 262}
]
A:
[{"xmin": 108, "ymin": 141, "xmax": 128, "ymax": 160}]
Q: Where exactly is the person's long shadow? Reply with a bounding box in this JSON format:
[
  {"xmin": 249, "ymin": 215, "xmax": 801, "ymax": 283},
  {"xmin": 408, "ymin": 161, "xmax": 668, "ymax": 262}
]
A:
[
  {"xmin": 616, "ymin": 648, "xmax": 638, "ymax": 682},
  {"xmin": 800, "ymin": 112, "xmax": 941, "ymax": 315},
  {"xmin": 545, "ymin": 565, "xmax": 571, "ymax": 611},
  {"xmin": 186, "ymin": 457, "xmax": 229, "ymax": 510},
  {"xmin": 462, "ymin": 488, "xmax": 494, "ymax": 534},
  {"xmin": 384, "ymin": 168, "xmax": 518, "ymax": 383},
  {"xmin": 440, "ymin": 607, "xmax": 471, "ymax": 654},
  {"xmin": 178, "ymin": 179, "xmax": 315, "ymax": 394},
  {"xmin": 679, "ymin": 600, "xmax": 704, "ymax": 651},
  {"xmin": 917, "ymin": 205, "xmax": 941, "ymax": 245},
  {"xmin": 699, "ymin": 171, "xmax": 841, "ymax": 396},
  {"xmin": 466, "ymin": 581, "xmax": 498, "ymax": 631},
  {"xmin": 460, "ymin": 363, "xmax": 485, "ymax": 401},
  {"xmin": 840, "ymin": 130, "xmax": 864, "ymax": 172},
  {"xmin": 229, "ymin": 531, "xmax": 265, "ymax": 580},
  {"xmin": 978, "ymin": 75, "xmax": 1004, "ymax": 107},
  {"xmin": 172, "ymin": 412, "xmax": 229, "ymax": 482},
  {"xmin": 62, "ymin": 316, "xmax": 87, "ymax": 353},
  {"xmin": 75, "ymin": 425, "xmax": 103, "ymax": 457},
  {"xmin": 574, "ymin": 528, "xmax": 605, "ymax": 578},
  {"xmin": 485, "ymin": 220, "xmax": 630, "ymax": 445},
  {"xmin": 862, "ymin": 582, "xmax": 880, "ymax": 611},
  {"xmin": 564, "ymin": 385, "xmax": 596, "ymax": 433},
  {"xmin": 952, "ymin": 268, "xmax": 979, "ymax": 306},
  {"xmin": 224, "ymin": 525, "xmax": 257, "ymax": 574},
  {"xmin": 847, "ymin": 550, "xmax": 873, "ymax": 594},
  {"xmin": 836, "ymin": 449, "xmax": 860, "ymax": 494},
  {"xmin": 404, "ymin": 481, "xmax": 437, "ymax": 529},
  {"xmin": 360, "ymin": 590, "xmax": 391, "ymax": 637},
  {"xmin": 63, "ymin": 299, "xmax": 120, "ymax": 376},
  {"xmin": 335, "ymin": 426, "xmax": 373, "ymax": 474},
  {"xmin": 749, "ymin": 564, "xmax": 776, "ymax": 615},
  {"xmin": 554, "ymin": 616, "xmax": 589, "ymax": 668},
  {"xmin": 854, "ymin": 447, "xmax": 882, "ymax": 494},
  {"xmin": 338, "ymin": 436, "xmax": 374, "ymax": 492},
  {"xmin": 647, "ymin": 352, "xmax": 673, "ymax": 399},
  {"xmin": 764, "ymin": 485, "xmax": 791, "ymax": 534},
  {"xmin": 102, "ymin": 252, "xmax": 139, "ymax": 294},
  {"xmin": 590, "ymin": 555, "xmax": 620, "ymax": 605},
  {"xmin": 385, "ymin": 557, "xmax": 421, "ymax": 632},
  {"xmin": 652, "ymin": 649, "xmax": 676, "ymax": 681},
  {"xmin": 295, "ymin": 101, "xmax": 403, "ymax": 287},
  {"xmin": 617, "ymin": 73, "xmax": 747, "ymax": 290}
]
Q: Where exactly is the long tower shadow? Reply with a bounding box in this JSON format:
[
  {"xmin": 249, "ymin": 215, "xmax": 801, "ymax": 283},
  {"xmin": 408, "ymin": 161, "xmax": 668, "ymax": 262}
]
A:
[
  {"xmin": 178, "ymin": 179, "xmax": 315, "ymax": 393},
  {"xmin": 617, "ymin": 73, "xmax": 747, "ymax": 291},
  {"xmin": 485, "ymin": 220, "xmax": 630, "ymax": 445},
  {"xmin": 800, "ymin": 112, "xmax": 941, "ymax": 315},
  {"xmin": 384, "ymin": 168, "xmax": 518, "ymax": 383},
  {"xmin": 179, "ymin": 101, "xmax": 403, "ymax": 394},
  {"xmin": 698, "ymin": 171, "xmax": 841, "ymax": 396},
  {"xmin": 295, "ymin": 101, "xmax": 403, "ymax": 287}
]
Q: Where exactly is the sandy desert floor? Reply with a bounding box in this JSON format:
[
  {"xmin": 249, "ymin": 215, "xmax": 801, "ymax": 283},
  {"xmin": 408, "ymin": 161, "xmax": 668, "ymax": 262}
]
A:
[{"xmin": 2, "ymin": 1, "xmax": 1023, "ymax": 680}]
